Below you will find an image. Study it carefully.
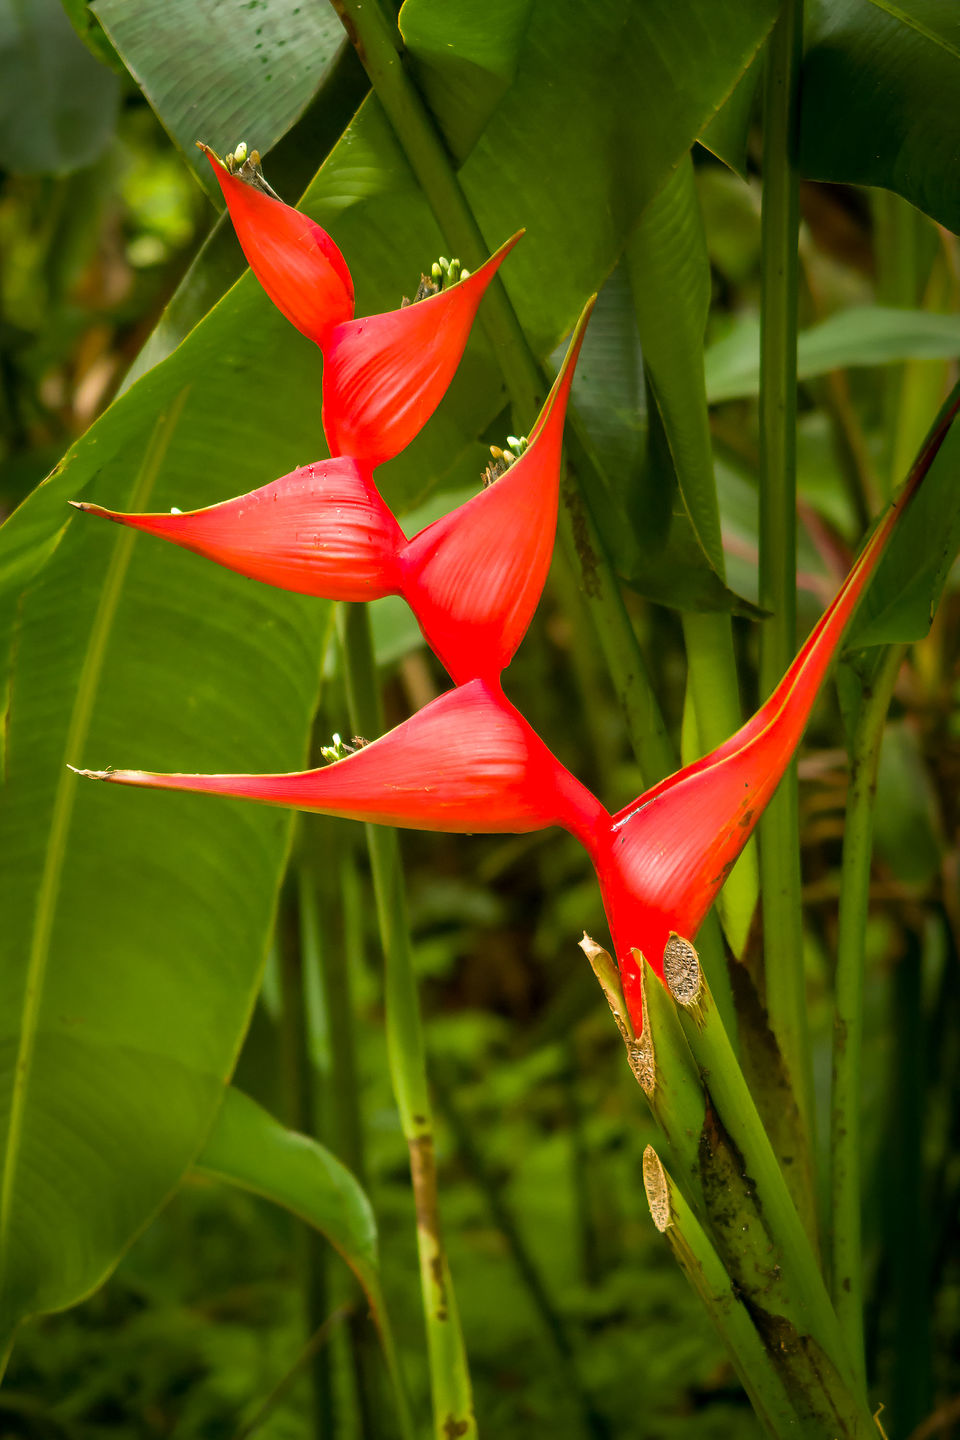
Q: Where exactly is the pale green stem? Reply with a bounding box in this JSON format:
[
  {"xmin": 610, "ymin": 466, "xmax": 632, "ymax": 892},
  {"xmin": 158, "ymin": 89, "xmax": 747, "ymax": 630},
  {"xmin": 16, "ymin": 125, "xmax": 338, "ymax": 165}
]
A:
[
  {"xmin": 338, "ymin": 602, "xmax": 475, "ymax": 1440},
  {"xmin": 681, "ymin": 610, "xmax": 759, "ymax": 959},
  {"xmin": 642, "ymin": 1146, "xmax": 801, "ymax": 1439},
  {"xmin": 830, "ymin": 643, "xmax": 905, "ymax": 1388},
  {"xmin": 758, "ymin": 0, "xmax": 816, "ymax": 1148},
  {"xmin": 664, "ymin": 937, "xmax": 877, "ymax": 1436}
]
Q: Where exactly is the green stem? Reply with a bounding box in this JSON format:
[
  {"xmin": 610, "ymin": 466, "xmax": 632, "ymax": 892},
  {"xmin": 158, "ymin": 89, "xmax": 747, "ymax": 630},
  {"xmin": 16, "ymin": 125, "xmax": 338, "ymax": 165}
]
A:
[
  {"xmin": 331, "ymin": 0, "xmax": 673, "ymax": 788},
  {"xmin": 663, "ymin": 936, "xmax": 876, "ymax": 1436},
  {"xmin": 757, "ymin": 0, "xmax": 816, "ymax": 1145},
  {"xmin": 642, "ymin": 1147, "xmax": 801, "ymax": 1440},
  {"xmin": 830, "ymin": 644, "xmax": 904, "ymax": 1388},
  {"xmin": 338, "ymin": 602, "xmax": 475, "ymax": 1440},
  {"xmin": 279, "ymin": 878, "xmax": 335, "ymax": 1438},
  {"xmin": 433, "ymin": 1062, "xmax": 610, "ymax": 1440},
  {"xmin": 300, "ymin": 842, "xmax": 388, "ymax": 1439},
  {"xmin": 681, "ymin": 610, "xmax": 759, "ymax": 958}
]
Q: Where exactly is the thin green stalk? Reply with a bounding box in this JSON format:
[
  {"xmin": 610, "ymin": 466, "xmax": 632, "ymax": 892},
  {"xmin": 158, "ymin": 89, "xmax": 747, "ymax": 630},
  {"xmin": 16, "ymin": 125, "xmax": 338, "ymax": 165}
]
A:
[
  {"xmin": 232, "ymin": 1304, "xmax": 353, "ymax": 1440},
  {"xmin": 330, "ymin": 0, "xmax": 674, "ymax": 790},
  {"xmin": 278, "ymin": 881, "xmax": 335, "ymax": 1438},
  {"xmin": 642, "ymin": 1146, "xmax": 801, "ymax": 1440},
  {"xmin": 433, "ymin": 1062, "xmax": 610, "ymax": 1440},
  {"xmin": 757, "ymin": 0, "xmax": 816, "ymax": 1144},
  {"xmin": 889, "ymin": 935, "xmax": 933, "ymax": 1436},
  {"xmin": 830, "ymin": 644, "xmax": 905, "ymax": 1388},
  {"xmin": 681, "ymin": 610, "xmax": 759, "ymax": 958},
  {"xmin": 300, "ymin": 842, "xmax": 388, "ymax": 1439},
  {"xmin": 337, "ymin": 601, "xmax": 475, "ymax": 1440},
  {"xmin": 662, "ymin": 936, "xmax": 876, "ymax": 1436}
]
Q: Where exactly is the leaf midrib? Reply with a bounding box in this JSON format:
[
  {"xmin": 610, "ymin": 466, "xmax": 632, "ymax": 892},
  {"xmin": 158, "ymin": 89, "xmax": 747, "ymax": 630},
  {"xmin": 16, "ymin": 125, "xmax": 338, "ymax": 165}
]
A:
[{"xmin": 0, "ymin": 391, "xmax": 188, "ymax": 1299}]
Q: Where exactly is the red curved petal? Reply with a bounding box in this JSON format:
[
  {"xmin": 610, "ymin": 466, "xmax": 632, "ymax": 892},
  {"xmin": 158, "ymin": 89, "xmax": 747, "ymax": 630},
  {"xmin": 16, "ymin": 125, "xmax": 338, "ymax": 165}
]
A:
[
  {"xmin": 588, "ymin": 398, "xmax": 957, "ymax": 1027},
  {"xmin": 71, "ymin": 458, "xmax": 404, "ymax": 601},
  {"xmin": 400, "ymin": 300, "xmax": 594, "ymax": 684},
  {"xmin": 322, "ymin": 232, "xmax": 523, "ymax": 466},
  {"xmin": 78, "ymin": 679, "xmax": 608, "ymax": 843},
  {"xmin": 203, "ymin": 146, "xmax": 354, "ymax": 348}
]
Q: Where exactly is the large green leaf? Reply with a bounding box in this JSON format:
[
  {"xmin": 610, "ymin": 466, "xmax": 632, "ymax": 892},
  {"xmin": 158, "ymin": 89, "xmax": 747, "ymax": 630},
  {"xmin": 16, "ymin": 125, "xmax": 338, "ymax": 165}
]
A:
[
  {"xmin": 800, "ymin": 0, "xmax": 960, "ymax": 233},
  {"xmin": 845, "ymin": 408, "xmax": 960, "ymax": 648},
  {"xmin": 0, "ymin": 352, "xmax": 335, "ymax": 1343},
  {"xmin": 628, "ymin": 154, "xmax": 725, "ymax": 578},
  {"xmin": 568, "ymin": 259, "xmax": 755, "ymax": 614},
  {"xmin": 92, "ymin": 0, "xmax": 346, "ymax": 196},
  {"xmin": 705, "ymin": 307, "xmax": 960, "ymax": 404},
  {"xmin": 400, "ymin": 0, "xmax": 534, "ymax": 164},
  {"xmin": 0, "ymin": 0, "xmax": 781, "ymax": 1344},
  {"xmin": 0, "ymin": 0, "xmax": 119, "ymax": 175},
  {"xmin": 195, "ymin": 1088, "xmax": 413, "ymax": 1433},
  {"xmin": 195, "ymin": 1087, "xmax": 378, "ymax": 1296}
]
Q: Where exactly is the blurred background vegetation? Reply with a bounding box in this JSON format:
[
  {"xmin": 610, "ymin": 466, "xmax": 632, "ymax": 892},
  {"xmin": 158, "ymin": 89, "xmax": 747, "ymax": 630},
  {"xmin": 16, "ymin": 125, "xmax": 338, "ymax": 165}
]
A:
[{"xmin": 2, "ymin": 3, "xmax": 960, "ymax": 1438}]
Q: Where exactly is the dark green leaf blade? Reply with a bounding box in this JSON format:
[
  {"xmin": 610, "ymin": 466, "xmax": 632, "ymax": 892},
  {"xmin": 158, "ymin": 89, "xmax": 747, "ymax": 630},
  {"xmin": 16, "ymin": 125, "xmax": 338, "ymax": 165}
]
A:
[
  {"xmin": 0, "ymin": 0, "xmax": 119, "ymax": 174},
  {"xmin": 800, "ymin": 0, "xmax": 960, "ymax": 232},
  {"xmin": 92, "ymin": 0, "xmax": 347, "ymax": 194}
]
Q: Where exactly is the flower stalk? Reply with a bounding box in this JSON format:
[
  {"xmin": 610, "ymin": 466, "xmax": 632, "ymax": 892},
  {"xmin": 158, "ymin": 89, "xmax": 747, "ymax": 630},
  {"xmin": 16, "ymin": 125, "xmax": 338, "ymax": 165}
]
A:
[
  {"xmin": 337, "ymin": 601, "xmax": 476, "ymax": 1440},
  {"xmin": 758, "ymin": 0, "xmax": 812, "ymax": 1157},
  {"xmin": 830, "ymin": 642, "xmax": 905, "ymax": 1388},
  {"xmin": 662, "ymin": 935, "xmax": 877, "ymax": 1435},
  {"xmin": 642, "ymin": 1146, "xmax": 801, "ymax": 1440}
]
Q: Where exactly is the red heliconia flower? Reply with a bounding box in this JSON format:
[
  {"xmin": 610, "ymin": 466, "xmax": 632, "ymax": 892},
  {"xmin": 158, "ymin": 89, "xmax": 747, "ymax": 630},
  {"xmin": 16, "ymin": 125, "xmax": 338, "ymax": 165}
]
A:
[
  {"xmin": 71, "ymin": 301, "xmax": 594, "ymax": 685},
  {"xmin": 73, "ymin": 678, "xmax": 607, "ymax": 848},
  {"xmin": 71, "ymin": 457, "xmax": 404, "ymax": 602},
  {"xmin": 321, "ymin": 234, "xmax": 522, "ymax": 467},
  {"xmin": 202, "ymin": 144, "xmax": 522, "ymax": 466},
  {"xmin": 402, "ymin": 299, "xmax": 593, "ymax": 683},
  {"xmin": 589, "ymin": 404, "xmax": 951, "ymax": 1029},
  {"xmin": 198, "ymin": 143, "xmax": 354, "ymax": 350}
]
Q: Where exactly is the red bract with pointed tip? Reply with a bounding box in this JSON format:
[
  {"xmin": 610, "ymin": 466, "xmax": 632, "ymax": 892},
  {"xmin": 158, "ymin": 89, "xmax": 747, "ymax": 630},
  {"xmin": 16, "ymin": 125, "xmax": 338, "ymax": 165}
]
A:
[
  {"xmin": 202, "ymin": 145, "xmax": 354, "ymax": 349},
  {"xmin": 590, "ymin": 428, "xmax": 943, "ymax": 1028},
  {"xmin": 73, "ymin": 301, "xmax": 594, "ymax": 684},
  {"xmin": 70, "ymin": 458, "xmax": 404, "ymax": 601},
  {"xmin": 403, "ymin": 298, "xmax": 593, "ymax": 682},
  {"xmin": 205, "ymin": 144, "xmax": 522, "ymax": 465},
  {"xmin": 76, "ymin": 679, "xmax": 607, "ymax": 847},
  {"xmin": 322, "ymin": 233, "xmax": 522, "ymax": 466}
]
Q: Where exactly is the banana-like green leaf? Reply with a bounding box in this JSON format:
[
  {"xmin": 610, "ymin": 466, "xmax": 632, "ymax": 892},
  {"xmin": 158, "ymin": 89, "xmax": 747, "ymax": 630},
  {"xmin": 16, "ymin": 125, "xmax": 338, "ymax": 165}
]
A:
[
  {"xmin": 845, "ymin": 403, "xmax": 960, "ymax": 648},
  {"xmin": 628, "ymin": 154, "xmax": 725, "ymax": 579},
  {"xmin": 401, "ymin": 0, "xmax": 534, "ymax": 164},
  {"xmin": 0, "ymin": 0, "xmax": 119, "ymax": 174},
  {"xmin": 195, "ymin": 1088, "xmax": 378, "ymax": 1294},
  {"xmin": 705, "ymin": 307, "xmax": 960, "ymax": 405},
  {"xmin": 800, "ymin": 0, "xmax": 960, "ymax": 232},
  {"xmin": 195, "ymin": 1089, "xmax": 413, "ymax": 1434},
  {"xmin": 92, "ymin": 0, "xmax": 346, "ymax": 196}
]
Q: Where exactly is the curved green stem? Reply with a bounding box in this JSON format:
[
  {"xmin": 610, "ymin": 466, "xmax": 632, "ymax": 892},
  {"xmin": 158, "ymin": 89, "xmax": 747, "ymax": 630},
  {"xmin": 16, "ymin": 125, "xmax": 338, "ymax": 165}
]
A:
[
  {"xmin": 830, "ymin": 643, "xmax": 905, "ymax": 1388},
  {"xmin": 330, "ymin": 0, "xmax": 672, "ymax": 788},
  {"xmin": 757, "ymin": 0, "xmax": 816, "ymax": 1146},
  {"xmin": 338, "ymin": 601, "xmax": 474, "ymax": 1440},
  {"xmin": 643, "ymin": 1147, "xmax": 801, "ymax": 1439},
  {"xmin": 663, "ymin": 938, "xmax": 876, "ymax": 1436}
]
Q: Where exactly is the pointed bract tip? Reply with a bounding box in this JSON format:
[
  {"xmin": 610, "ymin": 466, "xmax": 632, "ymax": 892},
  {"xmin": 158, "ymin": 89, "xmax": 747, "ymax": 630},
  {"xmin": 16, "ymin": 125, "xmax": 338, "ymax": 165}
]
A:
[
  {"xmin": 67, "ymin": 500, "xmax": 87, "ymax": 511},
  {"xmin": 68, "ymin": 764, "xmax": 109, "ymax": 780}
]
